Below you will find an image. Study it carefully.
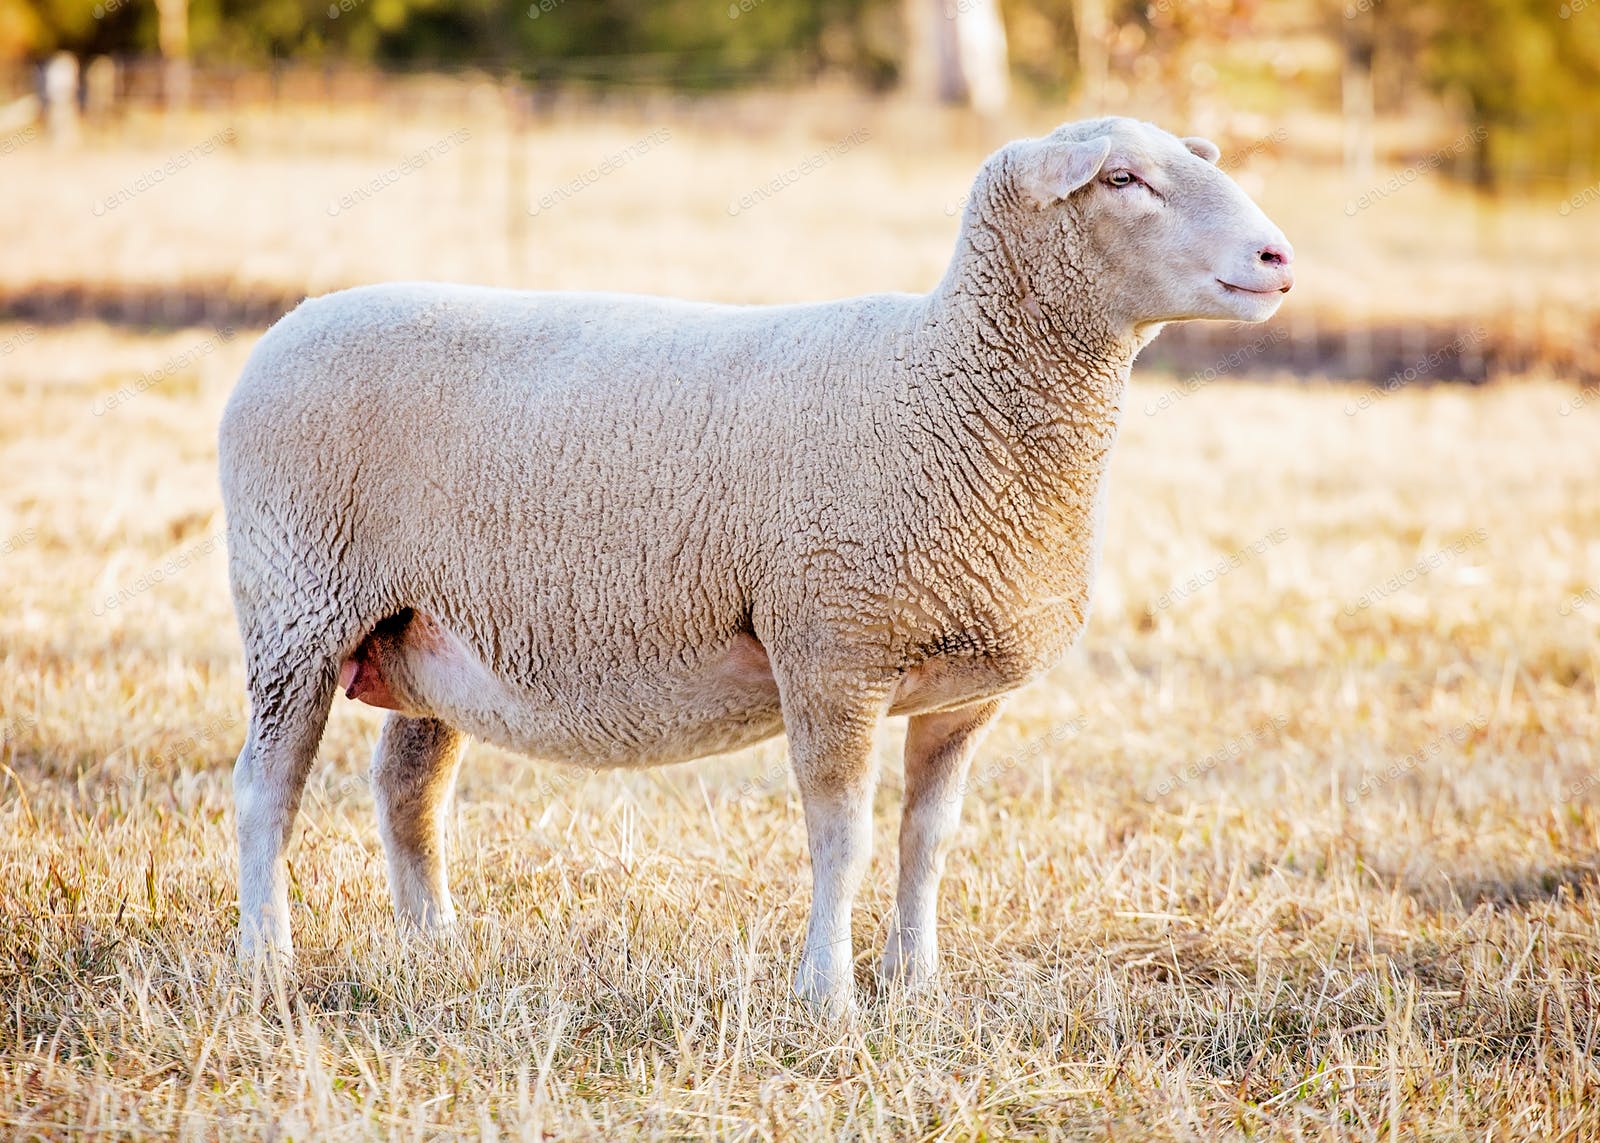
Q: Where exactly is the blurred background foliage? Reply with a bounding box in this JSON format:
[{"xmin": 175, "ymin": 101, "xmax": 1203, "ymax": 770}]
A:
[
  {"xmin": 1, "ymin": 0, "xmax": 1597, "ymax": 183},
  {"xmin": 3, "ymin": 0, "xmax": 904, "ymax": 84}
]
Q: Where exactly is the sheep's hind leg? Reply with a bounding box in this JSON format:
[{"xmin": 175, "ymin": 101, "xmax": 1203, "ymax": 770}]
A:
[
  {"xmin": 235, "ymin": 650, "xmax": 341, "ymax": 962},
  {"xmin": 879, "ymin": 699, "xmax": 1002, "ymax": 990},
  {"xmin": 372, "ymin": 713, "xmax": 467, "ymax": 930}
]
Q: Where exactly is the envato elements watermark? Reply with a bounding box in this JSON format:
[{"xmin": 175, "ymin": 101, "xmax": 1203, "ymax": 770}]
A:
[
  {"xmin": 0, "ymin": 124, "xmax": 37, "ymax": 156},
  {"xmin": 1559, "ymin": 180, "xmax": 1600, "ymax": 217},
  {"xmin": 1152, "ymin": 527, "xmax": 1289, "ymax": 611},
  {"xmin": 1563, "ymin": 769, "xmax": 1600, "ymax": 802},
  {"xmin": 1559, "ymin": 384, "xmax": 1600, "ymax": 415},
  {"xmin": 114, "ymin": 713, "xmax": 241, "ymax": 778},
  {"xmin": 948, "ymin": 715, "xmax": 1088, "ymax": 804},
  {"xmin": 160, "ymin": 714, "xmax": 239, "ymax": 765},
  {"xmin": 1143, "ymin": 327, "xmax": 1290, "ymax": 416},
  {"xmin": 328, "ymin": 128, "xmax": 471, "ymax": 218},
  {"xmin": 1559, "ymin": 585, "xmax": 1600, "ymax": 617},
  {"xmin": 727, "ymin": 0, "xmax": 763, "ymax": 17},
  {"xmin": 91, "ymin": 128, "xmax": 236, "ymax": 217},
  {"xmin": 1147, "ymin": 715, "xmax": 1289, "ymax": 801},
  {"xmin": 1342, "ymin": 528, "xmax": 1488, "ymax": 616},
  {"xmin": 91, "ymin": 531, "xmax": 227, "ymax": 617},
  {"xmin": 91, "ymin": 327, "xmax": 236, "ymax": 416},
  {"xmin": 322, "ymin": 753, "xmax": 608, "ymax": 804},
  {"xmin": 92, "ymin": 0, "xmax": 129, "ymax": 17},
  {"xmin": 1, "ymin": 527, "xmax": 37, "ymax": 558},
  {"xmin": 1344, "ymin": 0, "xmax": 1382, "ymax": 16},
  {"xmin": 0, "ymin": 712, "xmax": 39, "ymax": 744},
  {"xmin": 0, "ymin": 325, "xmax": 37, "ymax": 356},
  {"xmin": 528, "ymin": 0, "xmax": 566, "ymax": 18},
  {"xmin": 1344, "ymin": 126, "xmax": 1486, "ymax": 216},
  {"xmin": 1343, "ymin": 326, "xmax": 1488, "ymax": 415},
  {"xmin": 528, "ymin": 128, "xmax": 672, "ymax": 217},
  {"xmin": 1219, "ymin": 128, "xmax": 1288, "ymax": 170},
  {"xmin": 734, "ymin": 756, "xmax": 792, "ymax": 802},
  {"xmin": 728, "ymin": 128, "xmax": 872, "ymax": 217},
  {"xmin": 327, "ymin": 0, "xmax": 363, "ymax": 18},
  {"xmin": 1344, "ymin": 716, "xmax": 1488, "ymax": 804},
  {"xmin": 1560, "ymin": 0, "xmax": 1595, "ymax": 19}
]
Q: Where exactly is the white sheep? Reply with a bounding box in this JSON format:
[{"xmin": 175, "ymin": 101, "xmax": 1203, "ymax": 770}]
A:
[{"xmin": 220, "ymin": 115, "xmax": 1293, "ymax": 1015}]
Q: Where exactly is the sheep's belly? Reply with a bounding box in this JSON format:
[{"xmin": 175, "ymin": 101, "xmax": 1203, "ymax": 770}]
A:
[{"xmin": 357, "ymin": 619, "xmax": 786, "ymax": 769}]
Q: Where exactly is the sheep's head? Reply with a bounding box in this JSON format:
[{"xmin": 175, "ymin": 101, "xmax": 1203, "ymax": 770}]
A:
[{"xmin": 976, "ymin": 117, "xmax": 1293, "ymax": 339}]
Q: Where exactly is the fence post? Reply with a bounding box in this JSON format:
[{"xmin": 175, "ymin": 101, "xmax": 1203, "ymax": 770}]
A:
[
  {"xmin": 43, "ymin": 53, "xmax": 79, "ymax": 147},
  {"xmin": 84, "ymin": 56, "xmax": 117, "ymax": 125}
]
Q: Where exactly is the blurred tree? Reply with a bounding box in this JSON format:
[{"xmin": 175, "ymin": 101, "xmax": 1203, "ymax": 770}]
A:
[
  {"xmin": 0, "ymin": 0, "xmax": 902, "ymax": 87},
  {"xmin": 902, "ymin": 0, "xmax": 1010, "ymax": 111},
  {"xmin": 0, "ymin": 0, "xmax": 103, "ymax": 58},
  {"xmin": 1342, "ymin": 0, "xmax": 1600, "ymax": 185},
  {"xmin": 1, "ymin": 0, "xmax": 1593, "ymax": 189},
  {"xmin": 156, "ymin": 0, "xmax": 188, "ymax": 103},
  {"xmin": 1424, "ymin": 0, "xmax": 1600, "ymax": 184}
]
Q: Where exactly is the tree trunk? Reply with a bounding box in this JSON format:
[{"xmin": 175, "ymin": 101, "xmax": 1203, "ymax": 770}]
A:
[
  {"xmin": 1074, "ymin": 0, "xmax": 1106, "ymax": 112},
  {"xmin": 156, "ymin": 0, "xmax": 190, "ymax": 110},
  {"xmin": 905, "ymin": 0, "xmax": 1009, "ymax": 113}
]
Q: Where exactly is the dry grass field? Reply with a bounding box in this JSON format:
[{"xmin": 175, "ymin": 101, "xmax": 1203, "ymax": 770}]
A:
[{"xmin": 2, "ymin": 107, "xmax": 1600, "ymax": 1139}]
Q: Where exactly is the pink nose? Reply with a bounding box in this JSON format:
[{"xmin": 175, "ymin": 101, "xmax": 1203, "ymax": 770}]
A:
[
  {"xmin": 1257, "ymin": 241, "xmax": 1294, "ymax": 291},
  {"xmin": 1257, "ymin": 242, "xmax": 1294, "ymax": 267}
]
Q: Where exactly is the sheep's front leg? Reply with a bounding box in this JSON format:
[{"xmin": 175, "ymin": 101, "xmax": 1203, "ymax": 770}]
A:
[
  {"xmin": 880, "ymin": 699, "xmax": 1002, "ymax": 988},
  {"xmin": 372, "ymin": 714, "xmax": 466, "ymax": 929},
  {"xmin": 782, "ymin": 691, "xmax": 884, "ymax": 1017}
]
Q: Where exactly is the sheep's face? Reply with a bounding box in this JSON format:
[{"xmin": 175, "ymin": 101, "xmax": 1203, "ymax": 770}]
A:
[{"xmin": 1002, "ymin": 117, "xmax": 1293, "ymax": 335}]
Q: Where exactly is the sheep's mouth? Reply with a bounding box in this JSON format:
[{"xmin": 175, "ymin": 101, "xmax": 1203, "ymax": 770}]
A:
[{"xmin": 1217, "ymin": 278, "xmax": 1291, "ymax": 296}]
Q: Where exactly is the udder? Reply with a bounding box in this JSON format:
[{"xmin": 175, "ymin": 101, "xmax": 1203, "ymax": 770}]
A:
[
  {"xmin": 339, "ymin": 652, "xmax": 398, "ymax": 708},
  {"xmin": 339, "ymin": 609, "xmax": 489, "ymax": 716},
  {"xmin": 339, "ymin": 613, "xmax": 412, "ymax": 709}
]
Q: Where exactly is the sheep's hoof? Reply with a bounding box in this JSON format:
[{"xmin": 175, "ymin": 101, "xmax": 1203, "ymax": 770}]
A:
[
  {"xmin": 395, "ymin": 919, "xmax": 459, "ymax": 954},
  {"xmin": 234, "ymin": 930, "xmax": 295, "ymax": 978},
  {"xmin": 393, "ymin": 901, "xmax": 458, "ymax": 935},
  {"xmin": 792, "ymin": 965, "xmax": 855, "ymax": 1020},
  {"xmin": 878, "ymin": 931, "xmax": 938, "ymax": 991}
]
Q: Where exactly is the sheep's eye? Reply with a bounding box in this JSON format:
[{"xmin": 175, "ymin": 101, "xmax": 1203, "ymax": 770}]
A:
[{"xmin": 1105, "ymin": 171, "xmax": 1137, "ymax": 188}]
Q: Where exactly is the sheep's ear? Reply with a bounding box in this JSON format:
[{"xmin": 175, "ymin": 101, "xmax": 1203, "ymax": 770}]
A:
[
  {"xmin": 1013, "ymin": 136, "xmax": 1111, "ymax": 206},
  {"xmin": 1183, "ymin": 136, "xmax": 1221, "ymax": 164}
]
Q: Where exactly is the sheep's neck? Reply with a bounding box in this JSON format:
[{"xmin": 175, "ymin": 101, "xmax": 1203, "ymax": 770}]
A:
[{"xmin": 914, "ymin": 279, "xmax": 1137, "ymax": 514}]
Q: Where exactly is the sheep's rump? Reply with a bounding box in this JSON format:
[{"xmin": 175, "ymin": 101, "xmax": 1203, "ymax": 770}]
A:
[{"xmin": 220, "ymin": 282, "xmax": 917, "ymax": 766}]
